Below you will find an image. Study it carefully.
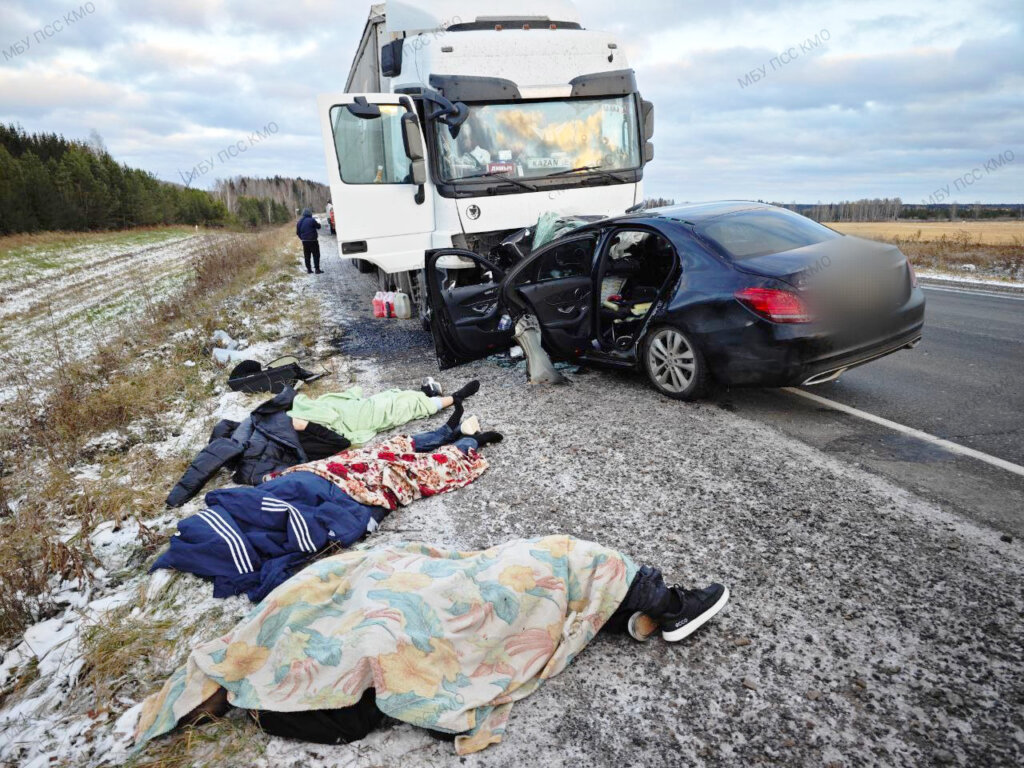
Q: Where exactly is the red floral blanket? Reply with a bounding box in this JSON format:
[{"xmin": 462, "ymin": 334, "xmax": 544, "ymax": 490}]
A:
[{"xmin": 277, "ymin": 435, "xmax": 488, "ymax": 510}]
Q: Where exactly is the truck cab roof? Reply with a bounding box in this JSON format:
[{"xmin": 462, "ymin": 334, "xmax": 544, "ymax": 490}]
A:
[{"xmin": 384, "ymin": 0, "xmax": 582, "ymax": 35}]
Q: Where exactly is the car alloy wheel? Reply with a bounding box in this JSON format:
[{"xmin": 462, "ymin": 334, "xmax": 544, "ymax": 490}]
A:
[{"xmin": 643, "ymin": 325, "xmax": 708, "ymax": 400}]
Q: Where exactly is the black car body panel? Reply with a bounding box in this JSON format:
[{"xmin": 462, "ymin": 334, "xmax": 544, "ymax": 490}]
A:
[{"xmin": 425, "ymin": 202, "xmax": 926, "ymax": 388}]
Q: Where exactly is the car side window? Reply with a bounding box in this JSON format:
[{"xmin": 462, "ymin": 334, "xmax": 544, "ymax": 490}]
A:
[{"xmin": 532, "ymin": 235, "xmax": 599, "ymax": 282}]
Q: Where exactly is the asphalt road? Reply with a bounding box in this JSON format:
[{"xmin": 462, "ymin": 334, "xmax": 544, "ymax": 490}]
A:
[
  {"xmin": 808, "ymin": 286, "xmax": 1024, "ymax": 465},
  {"xmin": 716, "ymin": 285, "xmax": 1024, "ymax": 536}
]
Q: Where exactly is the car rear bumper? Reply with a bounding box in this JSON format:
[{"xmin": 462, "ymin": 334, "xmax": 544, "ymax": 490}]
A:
[{"xmin": 701, "ymin": 287, "xmax": 926, "ymax": 387}]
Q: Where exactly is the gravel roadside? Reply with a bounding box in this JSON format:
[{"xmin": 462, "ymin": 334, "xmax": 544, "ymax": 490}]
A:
[{"xmin": 273, "ymin": 251, "xmax": 1024, "ymax": 768}]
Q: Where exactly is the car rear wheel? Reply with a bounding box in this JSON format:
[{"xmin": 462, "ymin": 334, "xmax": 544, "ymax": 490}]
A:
[{"xmin": 642, "ymin": 324, "xmax": 709, "ymax": 400}]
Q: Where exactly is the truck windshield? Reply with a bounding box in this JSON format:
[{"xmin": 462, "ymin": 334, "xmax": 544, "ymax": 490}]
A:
[{"xmin": 435, "ymin": 95, "xmax": 641, "ymax": 183}]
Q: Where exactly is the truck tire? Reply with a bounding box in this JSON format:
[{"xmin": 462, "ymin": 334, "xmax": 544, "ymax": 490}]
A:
[{"xmin": 357, "ymin": 259, "xmax": 374, "ymax": 274}]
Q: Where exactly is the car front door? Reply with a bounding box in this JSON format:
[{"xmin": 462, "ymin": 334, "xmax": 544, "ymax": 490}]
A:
[
  {"xmin": 425, "ymin": 250, "xmax": 514, "ymax": 369},
  {"xmin": 504, "ymin": 233, "xmax": 601, "ymax": 359}
]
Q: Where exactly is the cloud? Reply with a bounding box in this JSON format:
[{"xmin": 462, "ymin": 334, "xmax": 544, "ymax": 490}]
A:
[{"xmin": 0, "ymin": 0, "xmax": 1019, "ymax": 203}]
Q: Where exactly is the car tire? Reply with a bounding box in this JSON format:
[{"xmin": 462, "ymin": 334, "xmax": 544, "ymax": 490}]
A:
[
  {"xmin": 356, "ymin": 259, "xmax": 375, "ymax": 274},
  {"xmin": 641, "ymin": 324, "xmax": 709, "ymax": 400}
]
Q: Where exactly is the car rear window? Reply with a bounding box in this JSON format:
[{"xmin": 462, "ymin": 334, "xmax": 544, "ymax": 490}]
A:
[{"xmin": 697, "ymin": 209, "xmax": 841, "ymax": 260}]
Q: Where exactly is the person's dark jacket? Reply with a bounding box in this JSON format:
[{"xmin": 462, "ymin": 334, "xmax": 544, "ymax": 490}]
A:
[
  {"xmin": 296, "ymin": 211, "xmax": 321, "ymax": 242},
  {"xmin": 167, "ymin": 387, "xmax": 344, "ymax": 508}
]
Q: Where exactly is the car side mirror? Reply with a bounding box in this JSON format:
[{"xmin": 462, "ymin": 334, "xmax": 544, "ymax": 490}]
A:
[{"xmin": 401, "ymin": 112, "xmax": 427, "ymax": 203}]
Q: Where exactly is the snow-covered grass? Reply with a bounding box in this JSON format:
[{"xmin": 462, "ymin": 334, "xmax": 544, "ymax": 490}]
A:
[{"xmin": 0, "ymin": 227, "xmax": 336, "ymax": 767}]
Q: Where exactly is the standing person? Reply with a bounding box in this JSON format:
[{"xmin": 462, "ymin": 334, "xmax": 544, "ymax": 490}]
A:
[{"xmin": 296, "ymin": 208, "xmax": 323, "ymax": 274}]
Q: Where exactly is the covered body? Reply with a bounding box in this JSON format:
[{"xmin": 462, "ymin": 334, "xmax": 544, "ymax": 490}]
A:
[{"xmin": 135, "ymin": 536, "xmax": 636, "ymax": 754}]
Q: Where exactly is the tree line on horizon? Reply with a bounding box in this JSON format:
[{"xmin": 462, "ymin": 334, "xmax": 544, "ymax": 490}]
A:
[
  {"xmin": 0, "ymin": 123, "xmax": 331, "ymax": 236},
  {"xmin": 779, "ymin": 198, "xmax": 1024, "ymax": 222}
]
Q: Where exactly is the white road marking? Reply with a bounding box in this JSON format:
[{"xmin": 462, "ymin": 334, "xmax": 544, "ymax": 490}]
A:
[
  {"xmin": 922, "ymin": 284, "xmax": 1024, "ymax": 301},
  {"xmin": 782, "ymin": 387, "xmax": 1024, "ymax": 478}
]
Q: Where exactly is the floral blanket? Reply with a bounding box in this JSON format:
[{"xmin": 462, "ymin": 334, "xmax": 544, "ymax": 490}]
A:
[
  {"xmin": 135, "ymin": 536, "xmax": 636, "ymax": 754},
  {"xmin": 274, "ymin": 435, "xmax": 488, "ymax": 511}
]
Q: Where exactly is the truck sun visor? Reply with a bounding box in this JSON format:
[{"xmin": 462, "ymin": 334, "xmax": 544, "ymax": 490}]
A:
[
  {"xmin": 568, "ymin": 69, "xmax": 637, "ymax": 98},
  {"xmin": 429, "ymin": 74, "xmax": 522, "ymax": 102}
]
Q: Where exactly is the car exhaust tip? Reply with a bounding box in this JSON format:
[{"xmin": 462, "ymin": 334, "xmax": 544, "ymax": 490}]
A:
[{"xmin": 802, "ymin": 368, "xmax": 847, "ymax": 386}]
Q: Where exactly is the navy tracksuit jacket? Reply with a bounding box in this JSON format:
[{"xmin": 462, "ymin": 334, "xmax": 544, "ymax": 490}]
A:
[{"xmin": 152, "ymin": 471, "xmax": 386, "ymax": 601}]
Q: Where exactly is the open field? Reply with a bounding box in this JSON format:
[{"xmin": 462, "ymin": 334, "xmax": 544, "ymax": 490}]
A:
[
  {"xmin": 829, "ymin": 220, "xmax": 1024, "ymax": 245},
  {"xmin": 0, "ymin": 230, "xmax": 235, "ymax": 406},
  {"xmin": 829, "ymin": 221, "xmax": 1024, "ymax": 280}
]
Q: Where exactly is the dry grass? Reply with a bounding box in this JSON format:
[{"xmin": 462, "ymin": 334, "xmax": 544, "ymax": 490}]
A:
[
  {"xmin": 79, "ymin": 606, "xmax": 179, "ymax": 705},
  {"xmin": 829, "ymin": 221, "xmax": 1024, "ymax": 278},
  {"xmin": 124, "ymin": 715, "xmax": 265, "ymax": 768},
  {"xmin": 0, "ymin": 227, "xmax": 297, "ymax": 643},
  {"xmin": 829, "ymin": 220, "xmax": 1024, "ymax": 245}
]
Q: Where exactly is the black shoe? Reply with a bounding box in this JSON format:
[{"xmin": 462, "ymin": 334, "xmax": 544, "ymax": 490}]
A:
[
  {"xmin": 452, "ymin": 379, "xmax": 480, "ymax": 401},
  {"xmin": 421, "ymin": 376, "xmax": 443, "ymax": 398},
  {"xmin": 306, "ymin": 269, "xmax": 313, "ymax": 274},
  {"xmin": 660, "ymin": 584, "xmax": 729, "ymax": 642},
  {"xmin": 315, "ymin": 269, "xmax": 324, "ymax": 274},
  {"xmin": 473, "ymin": 431, "xmax": 503, "ymax": 447}
]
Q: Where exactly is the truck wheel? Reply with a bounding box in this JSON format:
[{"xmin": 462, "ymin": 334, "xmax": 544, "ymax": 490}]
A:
[
  {"xmin": 356, "ymin": 259, "xmax": 374, "ymax": 274},
  {"xmin": 641, "ymin": 324, "xmax": 709, "ymax": 400}
]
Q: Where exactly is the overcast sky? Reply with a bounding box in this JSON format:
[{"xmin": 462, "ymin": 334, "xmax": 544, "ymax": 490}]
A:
[{"xmin": 1, "ymin": 0, "xmax": 1021, "ymax": 204}]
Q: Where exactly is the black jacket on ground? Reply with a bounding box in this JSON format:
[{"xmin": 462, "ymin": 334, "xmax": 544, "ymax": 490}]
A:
[{"xmin": 166, "ymin": 388, "xmax": 346, "ymax": 508}]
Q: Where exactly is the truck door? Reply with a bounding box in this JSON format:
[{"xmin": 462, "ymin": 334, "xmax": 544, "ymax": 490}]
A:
[
  {"xmin": 425, "ymin": 250, "xmax": 515, "ymax": 369},
  {"xmin": 317, "ymin": 93, "xmax": 434, "ymax": 273}
]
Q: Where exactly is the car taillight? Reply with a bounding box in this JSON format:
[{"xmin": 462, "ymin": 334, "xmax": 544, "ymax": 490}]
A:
[
  {"xmin": 907, "ymin": 260, "xmax": 918, "ymax": 288},
  {"xmin": 735, "ymin": 287, "xmax": 814, "ymax": 323}
]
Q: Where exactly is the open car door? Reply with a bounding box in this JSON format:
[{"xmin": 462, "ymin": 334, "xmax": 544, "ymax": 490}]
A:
[
  {"xmin": 504, "ymin": 233, "xmax": 600, "ymax": 359},
  {"xmin": 425, "ymin": 250, "xmax": 515, "ymax": 369},
  {"xmin": 317, "ymin": 93, "xmax": 434, "ymax": 273}
]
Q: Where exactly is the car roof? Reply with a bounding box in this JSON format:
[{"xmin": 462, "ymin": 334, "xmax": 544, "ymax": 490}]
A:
[
  {"xmin": 631, "ymin": 201, "xmax": 775, "ymax": 226},
  {"xmin": 540, "ymin": 201, "xmax": 779, "ymax": 245}
]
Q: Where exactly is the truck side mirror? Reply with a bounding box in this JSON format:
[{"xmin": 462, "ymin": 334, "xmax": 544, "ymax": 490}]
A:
[
  {"xmin": 641, "ymin": 99, "xmax": 654, "ymax": 140},
  {"xmin": 644, "ymin": 142, "xmax": 655, "ymax": 164},
  {"xmin": 401, "ymin": 112, "xmax": 427, "ymax": 203}
]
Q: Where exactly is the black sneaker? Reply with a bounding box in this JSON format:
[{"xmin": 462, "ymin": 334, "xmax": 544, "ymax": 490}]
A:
[
  {"xmin": 421, "ymin": 376, "xmax": 443, "ymax": 397},
  {"xmin": 661, "ymin": 583, "xmax": 729, "ymax": 642}
]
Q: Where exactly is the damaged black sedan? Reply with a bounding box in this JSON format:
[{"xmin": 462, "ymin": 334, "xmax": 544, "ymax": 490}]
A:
[{"xmin": 425, "ymin": 202, "xmax": 925, "ymax": 400}]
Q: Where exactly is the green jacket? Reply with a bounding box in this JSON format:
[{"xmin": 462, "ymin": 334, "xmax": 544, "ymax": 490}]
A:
[{"xmin": 288, "ymin": 387, "xmax": 437, "ymax": 445}]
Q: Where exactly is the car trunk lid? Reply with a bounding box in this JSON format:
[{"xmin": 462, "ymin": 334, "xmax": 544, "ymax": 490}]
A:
[{"xmin": 733, "ymin": 235, "xmax": 912, "ymax": 320}]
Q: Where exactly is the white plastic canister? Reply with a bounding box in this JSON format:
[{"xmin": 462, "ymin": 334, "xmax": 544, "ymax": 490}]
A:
[{"xmin": 393, "ymin": 291, "xmax": 412, "ymax": 319}]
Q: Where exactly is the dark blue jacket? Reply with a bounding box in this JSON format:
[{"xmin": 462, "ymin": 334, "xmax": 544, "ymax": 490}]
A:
[
  {"xmin": 166, "ymin": 388, "xmax": 307, "ymax": 507},
  {"xmin": 152, "ymin": 471, "xmax": 386, "ymax": 601},
  {"xmin": 296, "ymin": 213, "xmax": 321, "ymax": 242}
]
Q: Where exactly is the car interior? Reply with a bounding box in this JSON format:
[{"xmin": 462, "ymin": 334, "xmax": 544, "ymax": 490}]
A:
[{"xmin": 596, "ymin": 230, "xmax": 677, "ymax": 351}]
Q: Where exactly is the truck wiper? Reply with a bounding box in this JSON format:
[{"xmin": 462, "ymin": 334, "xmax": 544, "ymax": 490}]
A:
[
  {"xmin": 459, "ymin": 170, "xmax": 537, "ymax": 191},
  {"xmin": 542, "ymin": 165, "xmax": 628, "ymax": 183}
]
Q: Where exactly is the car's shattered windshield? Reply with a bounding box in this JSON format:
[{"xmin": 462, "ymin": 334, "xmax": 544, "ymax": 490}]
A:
[{"xmin": 435, "ymin": 95, "xmax": 641, "ymax": 183}]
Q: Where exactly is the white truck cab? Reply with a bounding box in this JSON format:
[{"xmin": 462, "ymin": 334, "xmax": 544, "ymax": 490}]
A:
[{"xmin": 318, "ymin": 0, "xmax": 654, "ymax": 304}]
